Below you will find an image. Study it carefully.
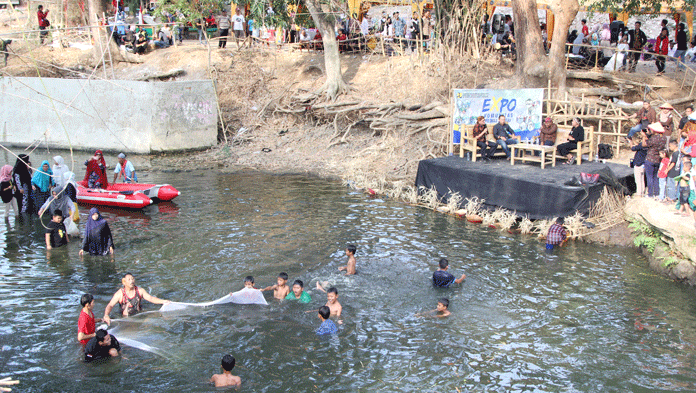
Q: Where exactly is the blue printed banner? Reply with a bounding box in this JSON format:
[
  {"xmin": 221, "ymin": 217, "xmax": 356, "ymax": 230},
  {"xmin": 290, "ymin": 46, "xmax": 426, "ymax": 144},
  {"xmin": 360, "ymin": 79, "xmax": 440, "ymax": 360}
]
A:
[{"xmin": 452, "ymin": 88, "xmax": 544, "ymax": 142}]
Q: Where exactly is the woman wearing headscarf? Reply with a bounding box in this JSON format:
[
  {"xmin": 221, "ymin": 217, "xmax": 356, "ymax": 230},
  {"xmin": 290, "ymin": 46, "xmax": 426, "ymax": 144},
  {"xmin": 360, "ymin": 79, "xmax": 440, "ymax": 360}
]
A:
[
  {"xmin": 39, "ymin": 183, "xmax": 79, "ymax": 236},
  {"xmin": 52, "ymin": 156, "xmax": 69, "ymax": 189},
  {"xmin": 84, "ymin": 150, "xmax": 108, "ymax": 189},
  {"xmin": 12, "ymin": 154, "xmax": 32, "ymax": 213},
  {"xmin": 79, "ymin": 208, "xmax": 114, "ymax": 256},
  {"xmin": 31, "ymin": 160, "xmax": 54, "ymax": 212},
  {"xmin": 62, "ymin": 171, "xmax": 78, "ymax": 202},
  {"xmin": 38, "ymin": 184, "xmax": 74, "ymax": 220},
  {"xmin": 1, "ymin": 165, "xmax": 17, "ymax": 219}
]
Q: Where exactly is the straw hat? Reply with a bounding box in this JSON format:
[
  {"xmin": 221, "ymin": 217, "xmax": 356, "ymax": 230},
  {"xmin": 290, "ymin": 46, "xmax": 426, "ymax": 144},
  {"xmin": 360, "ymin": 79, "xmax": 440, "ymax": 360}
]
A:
[
  {"xmin": 659, "ymin": 102, "xmax": 674, "ymax": 110},
  {"xmin": 648, "ymin": 122, "xmax": 665, "ymax": 133}
]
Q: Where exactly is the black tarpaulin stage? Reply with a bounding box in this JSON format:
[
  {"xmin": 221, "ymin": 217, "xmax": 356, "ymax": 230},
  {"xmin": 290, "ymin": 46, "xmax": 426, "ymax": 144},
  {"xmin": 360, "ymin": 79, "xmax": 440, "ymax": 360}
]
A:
[{"xmin": 415, "ymin": 156, "xmax": 634, "ymax": 219}]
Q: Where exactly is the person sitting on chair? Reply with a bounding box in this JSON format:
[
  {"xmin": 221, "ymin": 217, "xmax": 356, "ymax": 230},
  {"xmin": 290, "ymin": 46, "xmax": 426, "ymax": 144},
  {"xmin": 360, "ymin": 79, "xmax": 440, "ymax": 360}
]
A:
[
  {"xmin": 492, "ymin": 115, "xmax": 519, "ymax": 159},
  {"xmin": 557, "ymin": 117, "xmax": 585, "ymax": 165},
  {"xmin": 472, "ymin": 116, "xmax": 497, "ymax": 162}
]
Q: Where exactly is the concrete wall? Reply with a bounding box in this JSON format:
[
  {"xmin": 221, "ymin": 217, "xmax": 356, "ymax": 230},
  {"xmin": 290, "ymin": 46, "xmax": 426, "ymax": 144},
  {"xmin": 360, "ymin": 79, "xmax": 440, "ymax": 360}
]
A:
[{"xmin": 0, "ymin": 77, "xmax": 218, "ymax": 154}]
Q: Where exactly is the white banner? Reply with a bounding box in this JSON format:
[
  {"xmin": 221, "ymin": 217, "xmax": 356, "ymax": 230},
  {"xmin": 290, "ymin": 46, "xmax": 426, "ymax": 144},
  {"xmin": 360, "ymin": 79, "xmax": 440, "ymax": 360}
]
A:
[{"xmin": 452, "ymin": 88, "xmax": 544, "ymax": 143}]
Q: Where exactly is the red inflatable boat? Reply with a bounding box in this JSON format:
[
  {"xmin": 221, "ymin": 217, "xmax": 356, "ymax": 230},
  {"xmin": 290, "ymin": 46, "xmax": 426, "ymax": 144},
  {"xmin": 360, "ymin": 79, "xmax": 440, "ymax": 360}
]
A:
[{"xmin": 76, "ymin": 181, "xmax": 180, "ymax": 209}]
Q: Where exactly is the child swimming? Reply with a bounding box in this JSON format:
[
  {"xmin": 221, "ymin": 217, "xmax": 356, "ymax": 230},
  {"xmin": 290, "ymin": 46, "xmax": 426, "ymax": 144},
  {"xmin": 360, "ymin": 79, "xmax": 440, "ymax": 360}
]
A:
[{"xmin": 261, "ymin": 272, "xmax": 290, "ymax": 300}]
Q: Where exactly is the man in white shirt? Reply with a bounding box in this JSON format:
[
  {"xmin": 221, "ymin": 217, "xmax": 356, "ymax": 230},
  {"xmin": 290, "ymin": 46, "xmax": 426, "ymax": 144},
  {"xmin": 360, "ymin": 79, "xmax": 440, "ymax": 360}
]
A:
[{"xmin": 232, "ymin": 8, "xmax": 245, "ymax": 49}]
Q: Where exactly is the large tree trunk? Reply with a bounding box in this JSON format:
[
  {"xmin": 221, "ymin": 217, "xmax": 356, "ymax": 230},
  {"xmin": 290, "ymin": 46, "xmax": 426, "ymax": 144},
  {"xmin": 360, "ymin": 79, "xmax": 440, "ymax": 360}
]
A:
[
  {"xmin": 304, "ymin": 0, "xmax": 348, "ymax": 101},
  {"xmin": 547, "ymin": 0, "xmax": 579, "ymax": 97},
  {"xmin": 87, "ymin": 0, "xmax": 106, "ymax": 60},
  {"xmin": 511, "ymin": 0, "xmax": 547, "ymax": 87}
]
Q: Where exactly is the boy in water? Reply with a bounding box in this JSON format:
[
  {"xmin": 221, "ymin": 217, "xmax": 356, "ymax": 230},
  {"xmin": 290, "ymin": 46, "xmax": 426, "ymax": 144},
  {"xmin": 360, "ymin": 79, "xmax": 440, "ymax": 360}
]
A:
[
  {"xmin": 416, "ymin": 298, "xmax": 451, "ymax": 318},
  {"xmin": 210, "ymin": 354, "xmax": 241, "ymax": 387},
  {"xmin": 84, "ymin": 329, "xmax": 120, "ymax": 362},
  {"xmin": 285, "ymin": 279, "xmax": 311, "ymax": 303},
  {"xmin": 338, "ymin": 244, "xmax": 357, "ymax": 275},
  {"xmin": 316, "ymin": 306, "xmax": 338, "ymax": 335},
  {"xmin": 45, "ymin": 209, "xmax": 68, "ymax": 250},
  {"xmin": 261, "ymin": 272, "xmax": 290, "ymax": 299},
  {"xmin": 432, "ymin": 258, "xmax": 466, "ymax": 288},
  {"xmin": 546, "ymin": 217, "xmax": 567, "ymax": 251},
  {"xmin": 77, "ymin": 293, "xmax": 101, "ymax": 345},
  {"xmin": 315, "ymin": 283, "xmax": 342, "ymax": 317}
]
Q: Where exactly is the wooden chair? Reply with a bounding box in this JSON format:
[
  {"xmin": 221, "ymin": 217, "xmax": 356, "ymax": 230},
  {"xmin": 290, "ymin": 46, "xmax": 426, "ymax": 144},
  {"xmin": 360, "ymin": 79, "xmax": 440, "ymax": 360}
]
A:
[
  {"xmin": 553, "ymin": 125, "xmax": 595, "ymax": 165},
  {"xmin": 456, "ymin": 125, "xmax": 508, "ymax": 162}
]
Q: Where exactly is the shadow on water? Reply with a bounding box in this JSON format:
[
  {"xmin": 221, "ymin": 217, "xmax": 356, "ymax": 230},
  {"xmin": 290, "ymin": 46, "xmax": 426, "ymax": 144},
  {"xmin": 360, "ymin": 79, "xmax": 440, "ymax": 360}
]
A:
[{"xmin": 1, "ymin": 168, "xmax": 696, "ymax": 392}]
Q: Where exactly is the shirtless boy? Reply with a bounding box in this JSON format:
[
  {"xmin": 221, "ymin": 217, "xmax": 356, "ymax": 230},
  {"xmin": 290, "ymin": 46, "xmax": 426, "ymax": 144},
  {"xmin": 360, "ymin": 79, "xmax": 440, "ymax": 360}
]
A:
[
  {"xmin": 338, "ymin": 244, "xmax": 357, "ymax": 275},
  {"xmin": 315, "ymin": 283, "xmax": 342, "ymax": 317},
  {"xmin": 210, "ymin": 354, "xmax": 241, "ymax": 387},
  {"xmin": 102, "ymin": 272, "xmax": 170, "ymax": 325},
  {"xmin": 261, "ymin": 272, "xmax": 290, "ymax": 299}
]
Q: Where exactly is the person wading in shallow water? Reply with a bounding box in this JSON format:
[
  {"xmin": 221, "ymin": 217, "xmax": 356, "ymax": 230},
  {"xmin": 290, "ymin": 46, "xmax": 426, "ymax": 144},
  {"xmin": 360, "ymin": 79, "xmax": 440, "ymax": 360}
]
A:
[{"xmin": 102, "ymin": 272, "xmax": 171, "ymax": 325}]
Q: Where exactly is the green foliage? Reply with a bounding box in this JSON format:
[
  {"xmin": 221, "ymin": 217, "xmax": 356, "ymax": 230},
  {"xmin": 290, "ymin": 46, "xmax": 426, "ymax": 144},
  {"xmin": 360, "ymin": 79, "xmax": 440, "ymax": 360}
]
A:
[
  {"xmin": 584, "ymin": 0, "xmax": 692, "ymax": 17},
  {"xmin": 154, "ymin": 0, "xmax": 313, "ymax": 28},
  {"xmin": 629, "ymin": 220, "xmax": 660, "ymax": 253},
  {"xmin": 154, "ymin": 0, "xmax": 226, "ymax": 24},
  {"xmin": 661, "ymin": 256, "xmax": 679, "ymax": 268}
]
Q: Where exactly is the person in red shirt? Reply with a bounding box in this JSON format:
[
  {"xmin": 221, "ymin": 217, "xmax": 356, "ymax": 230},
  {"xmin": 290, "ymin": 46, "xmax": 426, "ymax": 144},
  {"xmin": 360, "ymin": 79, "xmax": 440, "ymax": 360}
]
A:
[
  {"xmin": 654, "ymin": 28, "xmax": 669, "ymax": 75},
  {"xmin": 37, "ymin": 5, "xmax": 49, "ymax": 44},
  {"xmin": 581, "ymin": 19, "xmax": 589, "ymax": 37},
  {"xmin": 77, "ymin": 293, "xmax": 101, "ymax": 345}
]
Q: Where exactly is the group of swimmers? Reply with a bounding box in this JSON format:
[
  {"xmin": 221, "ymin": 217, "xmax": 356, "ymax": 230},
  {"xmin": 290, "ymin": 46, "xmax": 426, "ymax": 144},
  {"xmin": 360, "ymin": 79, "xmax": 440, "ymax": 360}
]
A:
[{"xmin": 77, "ymin": 243, "xmax": 463, "ymax": 388}]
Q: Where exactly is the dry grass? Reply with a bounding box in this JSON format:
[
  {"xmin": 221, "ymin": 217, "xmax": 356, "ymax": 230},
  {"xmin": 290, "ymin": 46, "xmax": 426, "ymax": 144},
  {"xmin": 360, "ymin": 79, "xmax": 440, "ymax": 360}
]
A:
[
  {"xmin": 446, "ymin": 190, "xmax": 463, "ymax": 213},
  {"xmin": 481, "ymin": 209, "xmax": 496, "ymax": 226},
  {"xmin": 402, "ymin": 185, "xmax": 419, "ymax": 205},
  {"xmin": 463, "ymin": 197, "xmax": 485, "ymax": 216},
  {"xmin": 519, "ymin": 216, "xmax": 534, "ymax": 235},
  {"xmin": 418, "ymin": 185, "xmax": 441, "ymax": 209},
  {"xmin": 534, "ymin": 218, "xmax": 555, "ymax": 239},
  {"xmin": 492, "ymin": 208, "xmax": 517, "ymax": 231},
  {"xmin": 564, "ymin": 212, "xmax": 586, "ymax": 239}
]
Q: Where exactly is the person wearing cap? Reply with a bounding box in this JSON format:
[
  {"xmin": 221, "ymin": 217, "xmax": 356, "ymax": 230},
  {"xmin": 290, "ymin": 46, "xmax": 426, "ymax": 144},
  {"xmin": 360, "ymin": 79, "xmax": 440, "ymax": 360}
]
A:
[
  {"xmin": 539, "ymin": 117, "xmax": 558, "ymax": 146},
  {"xmin": 642, "ymin": 122, "xmax": 667, "ymax": 197},
  {"xmin": 113, "ymin": 153, "xmax": 137, "ymax": 183},
  {"xmin": 657, "ymin": 102, "xmax": 675, "ymax": 139},
  {"xmin": 627, "ymin": 101, "xmax": 656, "ymax": 140}
]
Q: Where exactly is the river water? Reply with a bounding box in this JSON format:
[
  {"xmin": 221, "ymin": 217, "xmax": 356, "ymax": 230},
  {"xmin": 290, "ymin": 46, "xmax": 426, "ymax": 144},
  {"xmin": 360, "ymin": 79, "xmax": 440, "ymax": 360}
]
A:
[{"xmin": 1, "ymin": 152, "xmax": 696, "ymax": 392}]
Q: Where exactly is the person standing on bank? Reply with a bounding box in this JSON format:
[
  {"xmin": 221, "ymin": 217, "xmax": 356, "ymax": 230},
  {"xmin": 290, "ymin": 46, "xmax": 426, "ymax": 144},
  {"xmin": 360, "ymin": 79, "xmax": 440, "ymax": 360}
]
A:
[
  {"xmin": 675, "ymin": 23, "xmax": 688, "ymax": 71},
  {"xmin": 79, "ymin": 208, "xmax": 114, "ymax": 256},
  {"xmin": 642, "ymin": 122, "xmax": 668, "ymax": 198},
  {"xmin": 37, "ymin": 5, "xmax": 50, "ymax": 44},
  {"xmin": 627, "ymin": 21, "xmax": 647, "ymax": 73},
  {"xmin": 217, "ymin": 11, "xmax": 231, "ymax": 49},
  {"xmin": 654, "ymin": 28, "xmax": 669, "ymax": 75},
  {"xmin": 232, "ymin": 8, "xmax": 245, "ymax": 49},
  {"xmin": 557, "ymin": 118, "xmax": 584, "ymax": 165}
]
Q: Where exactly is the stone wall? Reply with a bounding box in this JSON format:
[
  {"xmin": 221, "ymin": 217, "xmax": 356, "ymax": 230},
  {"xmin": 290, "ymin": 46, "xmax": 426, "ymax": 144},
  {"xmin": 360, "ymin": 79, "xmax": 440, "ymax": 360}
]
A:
[{"xmin": 0, "ymin": 77, "xmax": 218, "ymax": 153}]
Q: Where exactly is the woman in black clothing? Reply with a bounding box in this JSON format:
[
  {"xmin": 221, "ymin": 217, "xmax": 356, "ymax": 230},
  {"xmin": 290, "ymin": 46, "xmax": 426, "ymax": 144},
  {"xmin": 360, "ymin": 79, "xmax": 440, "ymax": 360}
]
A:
[{"xmin": 557, "ymin": 117, "xmax": 585, "ymax": 165}]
